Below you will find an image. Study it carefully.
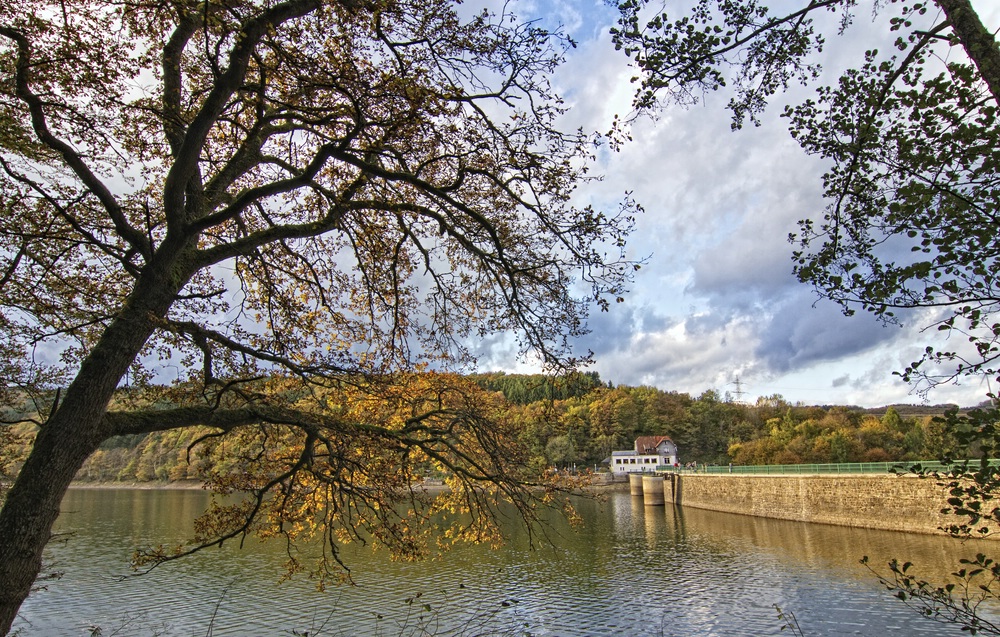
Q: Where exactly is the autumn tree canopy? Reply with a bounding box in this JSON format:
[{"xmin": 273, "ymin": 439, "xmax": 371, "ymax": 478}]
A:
[
  {"xmin": 613, "ymin": 0, "xmax": 1000, "ymax": 394},
  {"xmin": 0, "ymin": 0, "xmax": 638, "ymax": 631}
]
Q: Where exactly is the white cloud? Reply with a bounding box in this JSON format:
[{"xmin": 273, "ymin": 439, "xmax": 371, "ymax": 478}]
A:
[
  {"xmin": 487, "ymin": 0, "xmax": 1000, "ymax": 408},
  {"xmin": 592, "ymin": 312, "xmax": 760, "ymax": 394}
]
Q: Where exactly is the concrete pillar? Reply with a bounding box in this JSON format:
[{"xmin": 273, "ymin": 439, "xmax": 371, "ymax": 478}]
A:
[
  {"xmin": 629, "ymin": 473, "xmax": 644, "ymax": 496},
  {"xmin": 642, "ymin": 475, "xmax": 665, "ymax": 506},
  {"xmin": 665, "ymin": 473, "xmax": 682, "ymax": 505}
]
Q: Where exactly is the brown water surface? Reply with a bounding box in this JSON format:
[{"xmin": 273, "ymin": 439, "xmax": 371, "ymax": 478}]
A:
[{"xmin": 12, "ymin": 488, "xmax": 995, "ymax": 636}]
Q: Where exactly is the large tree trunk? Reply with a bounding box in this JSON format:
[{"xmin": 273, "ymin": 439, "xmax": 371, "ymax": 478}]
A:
[
  {"xmin": 937, "ymin": 0, "xmax": 1000, "ymax": 109},
  {"xmin": 0, "ymin": 412, "xmax": 106, "ymax": 635},
  {"xmin": 0, "ymin": 271, "xmax": 183, "ymax": 635}
]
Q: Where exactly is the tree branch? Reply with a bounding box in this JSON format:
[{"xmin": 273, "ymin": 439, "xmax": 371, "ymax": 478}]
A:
[
  {"xmin": 0, "ymin": 26, "xmax": 152, "ymax": 262},
  {"xmin": 162, "ymin": 0, "xmax": 321, "ymax": 226},
  {"xmin": 936, "ymin": 0, "xmax": 1000, "ymax": 109}
]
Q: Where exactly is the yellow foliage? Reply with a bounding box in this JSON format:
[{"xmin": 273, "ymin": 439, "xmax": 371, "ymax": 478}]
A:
[{"xmin": 125, "ymin": 373, "xmax": 568, "ymax": 588}]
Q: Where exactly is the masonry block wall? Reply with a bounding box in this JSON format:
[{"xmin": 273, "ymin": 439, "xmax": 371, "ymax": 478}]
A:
[{"xmin": 664, "ymin": 473, "xmax": 960, "ymax": 536}]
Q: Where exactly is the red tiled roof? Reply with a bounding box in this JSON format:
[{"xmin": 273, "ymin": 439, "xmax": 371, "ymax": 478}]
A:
[{"xmin": 634, "ymin": 435, "xmax": 674, "ymax": 455}]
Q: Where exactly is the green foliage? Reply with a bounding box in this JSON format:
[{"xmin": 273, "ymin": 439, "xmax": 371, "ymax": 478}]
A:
[
  {"xmin": 865, "ymin": 406, "xmax": 1000, "ymax": 633},
  {"xmin": 611, "ymin": 2, "xmax": 1000, "ymax": 633},
  {"xmin": 0, "ymin": 428, "xmax": 20, "ymax": 504},
  {"xmin": 0, "ymin": 422, "xmax": 34, "ymax": 502},
  {"xmin": 865, "ymin": 554, "xmax": 1000, "ymax": 635},
  {"xmin": 787, "ymin": 44, "xmax": 1000, "ymax": 393},
  {"xmin": 614, "ymin": 0, "xmax": 1000, "ymax": 395},
  {"xmin": 74, "ymin": 376, "xmax": 953, "ymax": 482},
  {"xmin": 469, "ymin": 371, "xmax": 604, "ymax": 405},
  {"xmin": 727, "ymin": 404, "xmax": 948, "ymax": 465},
  {"xmin": 611, "ymin": 0, "xmax": 831, "ymax": 129},
  {"xmin": 907, "ymin": 406, "xmax": 1000, "ymax": 538},
  {"xmin": 78, "ymin": 428, "xmax": 215, "ymax": 483}
]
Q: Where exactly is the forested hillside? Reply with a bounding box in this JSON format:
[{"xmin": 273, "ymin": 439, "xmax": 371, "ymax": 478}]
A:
[{"xmin": 0, "ymin": 374, "xmax": 966, "ymax": 487}]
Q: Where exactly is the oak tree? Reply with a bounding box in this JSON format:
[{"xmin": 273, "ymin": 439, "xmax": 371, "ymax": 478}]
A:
[{"xmin": 0, "ymin": 0, "xmax": 638, "ymax": 631}]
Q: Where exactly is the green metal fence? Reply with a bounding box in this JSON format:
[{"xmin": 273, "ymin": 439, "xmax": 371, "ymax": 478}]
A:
[{"xmin": 656, "ymin": 459, "xmax": 1000, "ymax": 475}]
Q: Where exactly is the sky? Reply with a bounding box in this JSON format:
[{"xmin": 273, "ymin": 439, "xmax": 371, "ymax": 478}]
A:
[{"xmin": 475, "ymin": 0, "xmax": 1000, "ymax": 408}]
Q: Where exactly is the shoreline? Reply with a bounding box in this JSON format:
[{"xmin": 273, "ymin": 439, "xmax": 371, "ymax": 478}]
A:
[
  {"xmin": 69, "ymin": 478, "xmax": 632, "ymax": 493},
  {"xmin": 70, "ymin": 480, "xmax": 207, "ymax": 490}
]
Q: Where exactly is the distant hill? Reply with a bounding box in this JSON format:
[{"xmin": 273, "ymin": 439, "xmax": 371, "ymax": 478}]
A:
[{"xmin": 858, "ymin": 404, "xmax": 963, "ymax": 418}]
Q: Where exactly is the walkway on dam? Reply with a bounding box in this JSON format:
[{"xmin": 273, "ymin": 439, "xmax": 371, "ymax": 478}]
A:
[{"xmin": 659, "ymin": 459, "xmax": 1000, "ymax": 476}]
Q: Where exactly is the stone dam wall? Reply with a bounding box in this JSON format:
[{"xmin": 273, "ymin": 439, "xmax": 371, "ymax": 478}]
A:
[{"xmin": 648, "ymin": 473, "xmax": 962, "ymax": 536}]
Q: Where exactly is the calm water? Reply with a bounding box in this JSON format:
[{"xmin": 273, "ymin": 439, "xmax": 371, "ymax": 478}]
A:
[{"xmin": 12, "ymin": 487, "xmax": 996, "ymax": 636}]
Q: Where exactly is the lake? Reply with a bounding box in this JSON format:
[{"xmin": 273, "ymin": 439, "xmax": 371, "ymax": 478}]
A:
[{"xmin": 11, "ymin": 487, "xmax": 997, "ymax": 636}]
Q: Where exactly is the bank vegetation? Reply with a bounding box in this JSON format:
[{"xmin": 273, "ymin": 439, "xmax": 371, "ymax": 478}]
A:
[{"xmin": 0, "ymin": 372, "xmax": 973, "ymax": 489}]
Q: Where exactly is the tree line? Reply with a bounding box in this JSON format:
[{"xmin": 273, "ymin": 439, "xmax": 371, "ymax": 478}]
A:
[{"xmin": 1, "ymin": 374, "xmax": 968, "ymax": 486}]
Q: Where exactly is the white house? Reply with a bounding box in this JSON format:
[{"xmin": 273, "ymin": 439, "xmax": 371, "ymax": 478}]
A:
[{"xmin": 610, "ymin": 436, "xmax": 678, "ymax": 474}]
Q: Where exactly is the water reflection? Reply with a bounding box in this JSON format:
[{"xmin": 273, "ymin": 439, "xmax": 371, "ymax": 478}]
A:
[
  {"xmin": 12, "ymin": 488, "xmax": 997, "ymax": 636},
  {"xmin": 669, "ymin": 503, "xmax": 977, "ymax": 584}
]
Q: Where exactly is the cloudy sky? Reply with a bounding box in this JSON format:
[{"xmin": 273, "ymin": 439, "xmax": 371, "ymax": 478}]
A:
[{"xmin": 479, "ymin": 0, "xmax": 1000, "ymax": 408}]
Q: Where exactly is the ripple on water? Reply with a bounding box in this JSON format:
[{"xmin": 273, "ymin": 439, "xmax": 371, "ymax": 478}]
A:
[{"xmin": 14, "ymin": 489, "xmax": 999, "ymax": 636}]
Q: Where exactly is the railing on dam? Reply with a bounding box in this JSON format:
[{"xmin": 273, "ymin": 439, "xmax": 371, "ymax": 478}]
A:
[{"xmin": 657, "ymin": 459, "xmax": 1000, "ymax": 475}]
